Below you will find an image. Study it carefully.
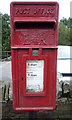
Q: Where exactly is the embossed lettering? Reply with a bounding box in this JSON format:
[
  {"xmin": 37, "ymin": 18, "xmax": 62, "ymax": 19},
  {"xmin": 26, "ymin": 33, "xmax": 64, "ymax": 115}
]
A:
[
  {"xmin": 50, "ymin": 8, "xmax": 55, "ymax": 13},
  {"xmin": 15, "ymin": 8, "xmax": 30, "ymax": 14},
  {"xmin": 15, "ymin": 7, "xmax": 55, "ymax": 16},
  {"xmin": 16, "ymin": 8, "xmax": 19, "ymax": 14},
  {"xmin": 17, "ymin": 30, "xmax": 54, "ymax": 45}
]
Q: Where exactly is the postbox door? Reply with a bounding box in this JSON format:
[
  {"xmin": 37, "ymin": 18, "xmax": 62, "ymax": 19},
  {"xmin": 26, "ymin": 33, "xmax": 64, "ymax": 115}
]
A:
[
  {"xmin": 15, "ymin": 48, "xmax": 57, "ymax": 110},
  {"xmin": 17, "ymin": 49, "xmax": 48, "ymax": 107}
]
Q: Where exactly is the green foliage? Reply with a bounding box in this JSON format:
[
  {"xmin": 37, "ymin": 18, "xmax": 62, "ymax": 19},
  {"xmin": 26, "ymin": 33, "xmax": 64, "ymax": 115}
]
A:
[
  {"xmin": 0, "ymin": 13, "xmax": 2, "ymax": 58},
  {"xmin": 58, "ymin": 22, "xmax": 70, "ymax": 45},
  {"xmin": 59, "ymin": 17, "xmax": 72, "ymax": 46},
  {"xmin": 70, "ymin": 18, "xmax": 72, "ymax": 45},
  {"xmin": 0, "ymin": 13, "xmax": 2, "ymax": 50},
  {"xmin": 60, "ymin": 17, "xmax": 70, "ymax": 28},
  {"xmin": 2, "ymin": 14, "xmax": 10, "ymax": 51}
]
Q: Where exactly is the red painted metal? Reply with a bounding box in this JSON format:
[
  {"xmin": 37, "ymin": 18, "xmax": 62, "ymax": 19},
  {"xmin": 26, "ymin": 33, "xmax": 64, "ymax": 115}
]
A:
[{"xmin": 10, "ymin": 2, "xmax": 59, "ymax": 111}]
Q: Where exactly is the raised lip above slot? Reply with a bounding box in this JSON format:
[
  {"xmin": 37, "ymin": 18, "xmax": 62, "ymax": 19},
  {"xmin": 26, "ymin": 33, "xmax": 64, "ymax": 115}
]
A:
[{"xmin": 14, "ymin": 17, "xmax": 56, "ymax": 23}]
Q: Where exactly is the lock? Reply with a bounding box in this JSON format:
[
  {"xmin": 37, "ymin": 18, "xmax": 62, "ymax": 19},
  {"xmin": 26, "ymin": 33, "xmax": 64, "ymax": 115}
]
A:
[{"xmin": 22, "ymin": 77, "xmax": 24, "ymax": 80}]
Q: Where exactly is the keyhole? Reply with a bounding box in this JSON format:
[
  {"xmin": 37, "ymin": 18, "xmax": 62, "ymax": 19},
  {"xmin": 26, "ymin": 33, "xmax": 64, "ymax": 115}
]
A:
[{"xmin": 22, "ymin": 77, "xmax": 24, "ymax": 80}]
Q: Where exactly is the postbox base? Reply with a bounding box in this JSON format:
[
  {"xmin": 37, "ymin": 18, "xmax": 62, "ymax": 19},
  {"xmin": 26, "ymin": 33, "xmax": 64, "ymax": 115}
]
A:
[{"xmin": 14, "ymin": 106, "xmax": 56, "ymax": 111}]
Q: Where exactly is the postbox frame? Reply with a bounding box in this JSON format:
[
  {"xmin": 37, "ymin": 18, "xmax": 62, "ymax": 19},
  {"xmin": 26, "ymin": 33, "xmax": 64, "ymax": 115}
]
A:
[{"xmin": 10, "ymin": 1, "xmax": 59, "ymax": 111}]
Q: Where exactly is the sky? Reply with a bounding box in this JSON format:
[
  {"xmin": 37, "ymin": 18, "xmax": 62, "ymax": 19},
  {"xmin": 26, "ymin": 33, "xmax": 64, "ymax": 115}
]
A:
[{"xmin": 0, "ymin": 0, "xmax": 71, "ymax": 20}]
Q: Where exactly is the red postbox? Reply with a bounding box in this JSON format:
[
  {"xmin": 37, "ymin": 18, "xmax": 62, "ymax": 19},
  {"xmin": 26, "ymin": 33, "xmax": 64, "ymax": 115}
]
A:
[{"xmin": 10, "ymin": 2, "xmax": 59, "ymax": 111}]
